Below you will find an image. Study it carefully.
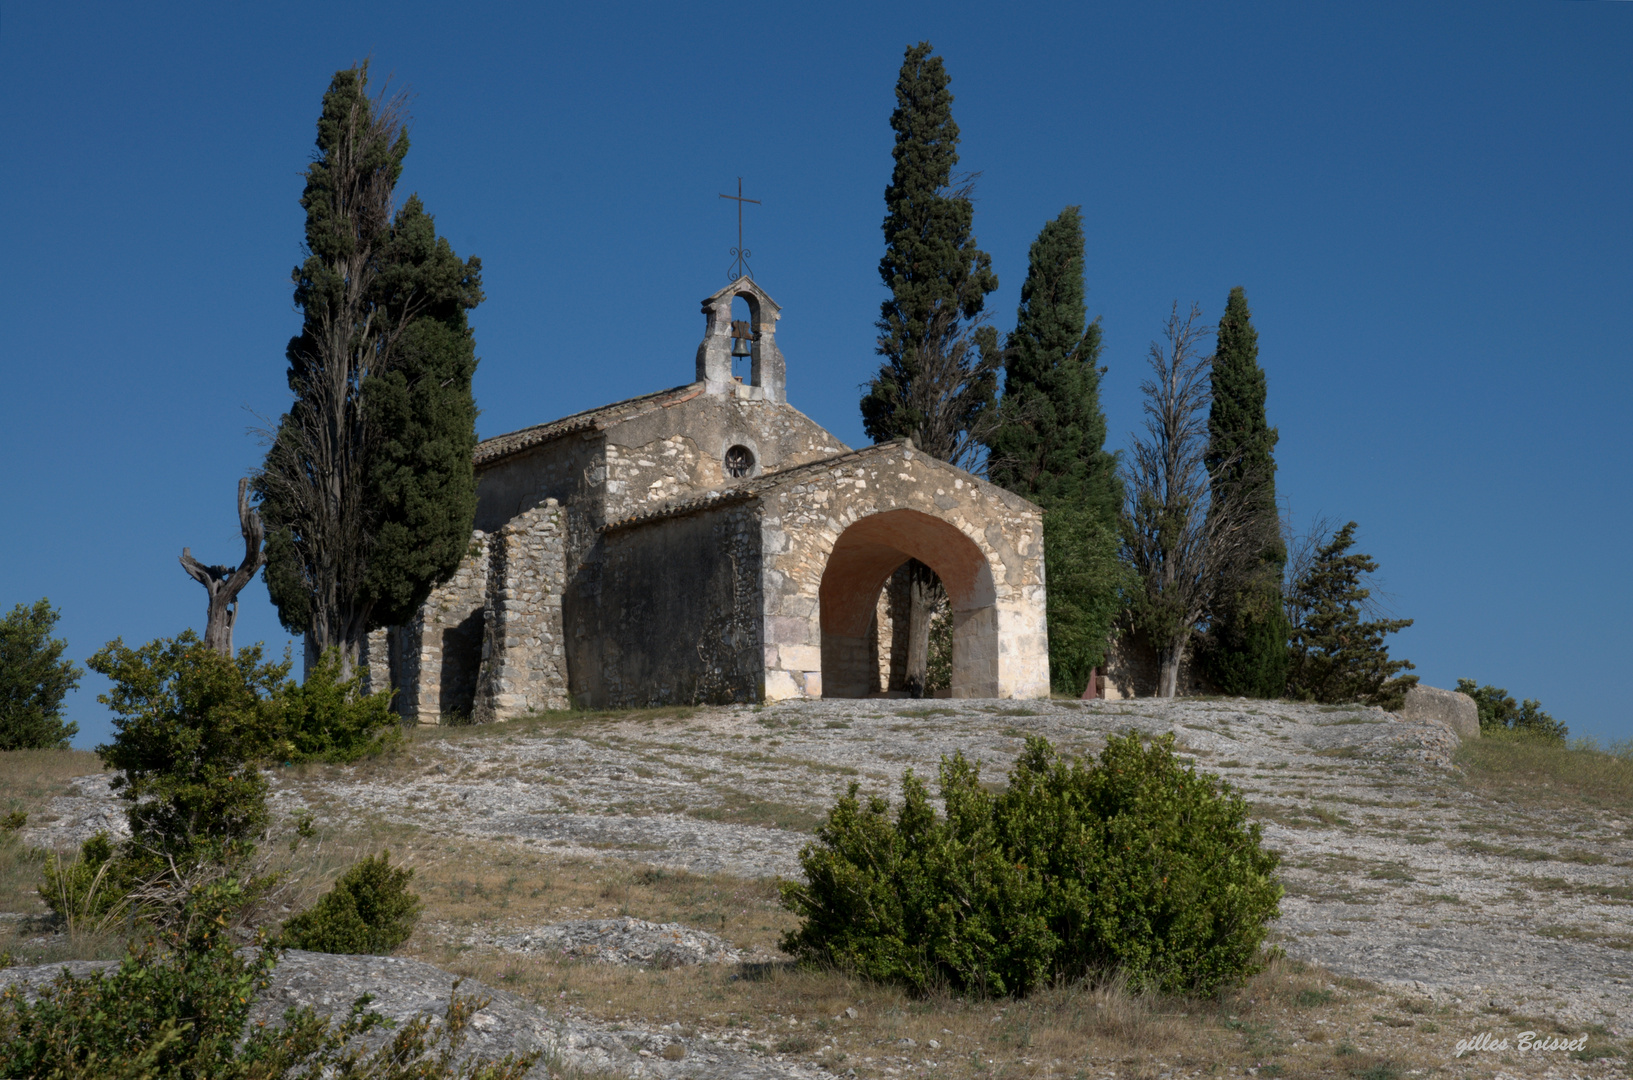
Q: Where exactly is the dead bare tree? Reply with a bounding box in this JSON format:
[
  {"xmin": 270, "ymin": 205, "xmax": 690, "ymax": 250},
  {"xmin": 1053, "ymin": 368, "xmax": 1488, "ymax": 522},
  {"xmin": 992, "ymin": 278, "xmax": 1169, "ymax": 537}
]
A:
[
  {"xmin": 179, "ymin": 479, "xmax": 265, "ymax": 656},
  {"xmin": 1123, "ymin": 303, "xmax": 1264, "ymax": 697}
]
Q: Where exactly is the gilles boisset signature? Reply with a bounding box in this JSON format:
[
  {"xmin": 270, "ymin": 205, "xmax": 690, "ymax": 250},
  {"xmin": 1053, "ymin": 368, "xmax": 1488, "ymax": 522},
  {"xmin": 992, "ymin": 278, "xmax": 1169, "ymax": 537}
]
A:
[{"xmin": 1454, "ymin": 1030, "xmax": 1589, "ymax": 1057}]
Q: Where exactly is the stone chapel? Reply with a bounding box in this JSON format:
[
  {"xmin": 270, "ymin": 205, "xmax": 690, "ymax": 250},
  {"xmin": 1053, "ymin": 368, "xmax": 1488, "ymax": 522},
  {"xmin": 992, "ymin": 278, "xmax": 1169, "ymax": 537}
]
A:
[{"xmin": 362, "ymin": 278, "xmax": 1049, "ymax": 720}]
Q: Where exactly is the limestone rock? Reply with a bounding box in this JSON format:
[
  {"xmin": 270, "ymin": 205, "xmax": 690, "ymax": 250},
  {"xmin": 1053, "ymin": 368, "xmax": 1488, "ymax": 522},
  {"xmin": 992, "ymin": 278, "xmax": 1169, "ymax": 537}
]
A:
[{"xmin": 1398, "ymin": 683, "xmax": 1479, "ymax": 740}]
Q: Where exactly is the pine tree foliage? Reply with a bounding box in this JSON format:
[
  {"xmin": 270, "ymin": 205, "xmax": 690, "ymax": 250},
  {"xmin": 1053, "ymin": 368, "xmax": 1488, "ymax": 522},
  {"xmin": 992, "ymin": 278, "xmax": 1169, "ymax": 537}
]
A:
[
  {"xmin": 861, "ymin": 41, "xmax": 999, "ymax": 469},
  {"xmin": 0, "ymin": 599, "xmax": 82, "ymax": 750},
  {"xmin": 1201, "ymin": 287, "xmax": 1287, "ymax": 697},
  {"xmin": 255, "ymin": 65, "xmax": 482, "ymax": 669},
  {"xmin": 1285, "ymin": 522, "xmax": 1417, "ymax": 709},
  {"xmin": 983, "ymin": 208, "xmax": 1124, "ymax": 690},
  {"xmin": 1454, "ymin": 679, "xmax": 1567, "ymax": 741}
]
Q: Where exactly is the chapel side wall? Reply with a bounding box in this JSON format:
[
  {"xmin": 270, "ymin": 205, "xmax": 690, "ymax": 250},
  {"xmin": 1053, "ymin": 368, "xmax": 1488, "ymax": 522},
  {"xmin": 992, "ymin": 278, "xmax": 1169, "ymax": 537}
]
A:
[
  {"xmin": 757, "ymin": 447, "xmax": 1049, "ymax": 701},
  {"xmin": 395, "ymin": 534, "xmax": 489, "ymax": 724},
  {"xmin": 475, "ymin": 435, "xmax": 604, "ymax": 537},
  {"xmin": 566, "ymin": 504, "xmax": 763, "ymax": 709},
  {"xmin": 473, "ymin": 499, "xmax": 569, "ymax": 721}
]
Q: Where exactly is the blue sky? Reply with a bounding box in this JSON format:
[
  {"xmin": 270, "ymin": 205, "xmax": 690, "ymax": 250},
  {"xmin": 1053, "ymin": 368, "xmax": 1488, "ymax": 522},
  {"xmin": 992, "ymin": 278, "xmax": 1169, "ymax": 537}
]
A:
[{"xmin": 2, "ymin": 2, "xmax": 1628, "ymax": 748}]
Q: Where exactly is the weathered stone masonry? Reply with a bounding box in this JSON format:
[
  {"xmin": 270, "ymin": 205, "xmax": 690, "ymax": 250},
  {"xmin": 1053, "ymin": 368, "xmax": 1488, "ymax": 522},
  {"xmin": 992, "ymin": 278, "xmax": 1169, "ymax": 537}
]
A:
[{"xmin": 371, "ymin": 277, "xmax": 1051, "ymax": 719}]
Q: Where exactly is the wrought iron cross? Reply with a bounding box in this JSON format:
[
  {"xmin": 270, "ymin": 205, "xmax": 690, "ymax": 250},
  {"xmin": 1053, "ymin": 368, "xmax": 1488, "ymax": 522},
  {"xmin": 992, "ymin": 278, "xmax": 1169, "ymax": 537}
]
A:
[{"xmin": 719, "ymin": 177, "xmax": 760, "ymax": 281}]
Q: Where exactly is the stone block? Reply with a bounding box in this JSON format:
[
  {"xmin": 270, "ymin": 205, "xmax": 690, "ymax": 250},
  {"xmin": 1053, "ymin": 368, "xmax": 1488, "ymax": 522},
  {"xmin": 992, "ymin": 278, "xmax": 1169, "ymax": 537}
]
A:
[
  {"xmin": 1398, "ymin": 684, "xmax": 1480, "ymax": 740},
  {"xmin": 779, "ymin": 644, "xmax": 822, "ymax": 671},
  {"xmin": 764, "ymin": 669, "xmax": 802, "ymax": 701}
]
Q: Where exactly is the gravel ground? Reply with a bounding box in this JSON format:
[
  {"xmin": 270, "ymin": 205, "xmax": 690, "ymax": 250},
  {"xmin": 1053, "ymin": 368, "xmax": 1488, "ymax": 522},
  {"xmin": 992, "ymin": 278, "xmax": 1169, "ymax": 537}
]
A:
[{"xmin": 19, "ymin": 695, "xmax": 1633, "ymax": 1072}]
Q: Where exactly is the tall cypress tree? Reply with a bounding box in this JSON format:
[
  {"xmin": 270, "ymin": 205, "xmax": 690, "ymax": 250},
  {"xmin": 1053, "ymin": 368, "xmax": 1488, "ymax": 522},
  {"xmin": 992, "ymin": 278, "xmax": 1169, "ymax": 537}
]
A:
[
  {"xmin": 1200, "ymin": 287, "xmax": 1287, "ymax": 697},
  {"xmin": 861, "ymin": 41, "xmax": 999, "ymax": 468},
  {"xmin": 985, "ymin": 208, "xmax": 1125, "ymax": 693},
  {"xmin": 256, "ymin": 66, "xmax": 483, "ymax": 673},
  {"xmin": 860, "ymin": 41, "xmax": 998, "ymax": 696}
]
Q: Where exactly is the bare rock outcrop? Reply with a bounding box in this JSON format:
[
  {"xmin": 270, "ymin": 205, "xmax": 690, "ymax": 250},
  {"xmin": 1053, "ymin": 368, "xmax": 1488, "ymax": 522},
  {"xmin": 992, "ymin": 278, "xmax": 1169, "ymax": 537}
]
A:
[{"xmin": 1398, "ymin": 683, "xmax": 1480, "ymax": 740}]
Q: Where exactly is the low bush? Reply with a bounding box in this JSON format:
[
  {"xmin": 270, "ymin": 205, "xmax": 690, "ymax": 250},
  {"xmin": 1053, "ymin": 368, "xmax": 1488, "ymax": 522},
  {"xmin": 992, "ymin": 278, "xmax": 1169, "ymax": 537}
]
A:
[
  {"xmin": 275, "ymin": 649, "xmax": 399, "ymax": 763},
  {"xmin": 780, "ymin": 732, "xmax": 1283, "ymax": 997},
  {"xmin": 280, "ymin": 852, "xmax": 422, "ymax": 954},
  {"xmin": 0, "ymin": 901, "xmax": 536, "ymax": 1079},
  {"xmin": 38, "ymin": 832, "xmax": 134, "ymax": 932},
  {"xmin": 89, "ymin": 633, "xmax": 288, "ymax": 868}
]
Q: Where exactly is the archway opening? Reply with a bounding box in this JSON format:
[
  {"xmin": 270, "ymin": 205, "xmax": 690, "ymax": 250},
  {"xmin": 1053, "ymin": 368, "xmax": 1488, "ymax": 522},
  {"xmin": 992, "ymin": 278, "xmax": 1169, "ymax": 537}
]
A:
[
  {"xmin": 819, "ymin": 509, "xmax": 998, "ymax": 699},
  {"xmin": 729, "ymin": 293, "xmax": 756, "ymax": 385}
]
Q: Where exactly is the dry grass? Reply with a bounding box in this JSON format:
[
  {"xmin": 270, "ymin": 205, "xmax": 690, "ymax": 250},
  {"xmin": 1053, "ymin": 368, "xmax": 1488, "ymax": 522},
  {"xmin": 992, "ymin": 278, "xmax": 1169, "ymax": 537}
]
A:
[
  {"xmin": 1456, "ymin": 730, "xmax": 1633, "ymax": 814},
  {"xmin": 241, "ymin": 812, "xmax": 1623, "ymax": 1079},
  {"xmin": 413, "ymin": 938, "xmax": 1619, "ymax": 1079},
  {"xmin": 0, "ymin": 747, "xmax": 122, "ymax": 964}
]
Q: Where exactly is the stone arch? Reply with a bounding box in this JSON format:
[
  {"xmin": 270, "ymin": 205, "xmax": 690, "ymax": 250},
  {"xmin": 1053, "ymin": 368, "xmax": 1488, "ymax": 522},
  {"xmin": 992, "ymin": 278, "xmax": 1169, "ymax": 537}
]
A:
[
  {"xmin": 695, "ymin": 279, "xmax": 785, "ymax": 402},
  {"xmin": 819, "ymin": 508, "xmax": 999, "ymax": 698}
]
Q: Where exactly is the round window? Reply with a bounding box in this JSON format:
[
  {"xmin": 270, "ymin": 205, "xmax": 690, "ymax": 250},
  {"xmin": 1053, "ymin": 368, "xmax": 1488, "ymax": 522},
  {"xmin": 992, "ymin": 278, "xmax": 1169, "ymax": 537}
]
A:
[{"xmin": 724, "ymin": 445, "xmax": 755, "ymax": 478}]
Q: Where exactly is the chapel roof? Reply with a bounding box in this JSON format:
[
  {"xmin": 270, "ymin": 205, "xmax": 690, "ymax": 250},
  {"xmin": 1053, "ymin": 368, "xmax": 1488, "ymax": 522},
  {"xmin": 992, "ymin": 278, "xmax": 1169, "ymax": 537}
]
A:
[{"xmin": 472, "ymin": 383, "xmax": 705, "ymax": 467}]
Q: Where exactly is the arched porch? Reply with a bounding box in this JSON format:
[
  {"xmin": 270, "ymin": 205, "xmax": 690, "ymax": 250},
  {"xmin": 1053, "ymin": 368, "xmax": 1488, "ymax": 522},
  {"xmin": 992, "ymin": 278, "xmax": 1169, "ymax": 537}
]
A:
[{"xmin": 819, "ymin": 508, "xmax": 999, "ymax": 698}]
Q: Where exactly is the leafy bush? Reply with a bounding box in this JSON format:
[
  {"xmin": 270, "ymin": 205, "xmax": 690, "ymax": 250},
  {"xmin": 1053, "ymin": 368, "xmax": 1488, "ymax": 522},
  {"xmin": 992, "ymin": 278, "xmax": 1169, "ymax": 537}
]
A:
[
  {"xmin": 0, "ymin": 912, "xmax": 535, "ymax": 1078},
  {"xmin": 1455, "ymin": 679, "xmax": 1566, "ymax": 741},
  {"xmin": 88, "ymin": 633, "xmax": 289, "ymax": 868},
  {"xmin": 275, "ymin": 649, "xmax": 399, "ymax": 763},
  {"xmin": 780, "ymin": 732, "xmax": 1282, "ymax": 997},
  {"xmin": 0, "ymin": 599, "xmax": 83, "ymax": 751},
  {"xmin": 280, "ymin": 852, "xmax": 422, "ymax": 954}
]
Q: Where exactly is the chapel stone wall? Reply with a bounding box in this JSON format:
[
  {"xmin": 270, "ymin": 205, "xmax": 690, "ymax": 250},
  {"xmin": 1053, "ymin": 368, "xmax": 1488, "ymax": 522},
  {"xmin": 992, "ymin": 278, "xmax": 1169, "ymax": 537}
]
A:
[
  {"xmin": 567, "ymin": 502, "xmax": 764, "ymax": 709},
  {"xmin": 472, "ymin": 499, "xmax": 569, "ymax": 721},
  {"xmin": 393, "ymin": 534, "xmax": 489, "ymax": 724},
  {"xmin": 600, "ymin": 393, "xmax": 846, "ymax": 525}
]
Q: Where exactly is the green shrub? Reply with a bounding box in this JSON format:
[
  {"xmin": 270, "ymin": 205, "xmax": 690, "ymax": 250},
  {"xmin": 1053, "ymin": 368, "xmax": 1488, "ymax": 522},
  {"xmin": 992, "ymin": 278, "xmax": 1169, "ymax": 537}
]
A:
[
  {"xmin": 0, "ymin": 599, "xmax": 82, "ymax": 751},
  {"xmin": 0, "ymin": 916, "xmax": 536, "ymax": 1078},
  {"xmin": 275, "ymin": 649, "xmax": 399, "ymax": 763},
  {"xmin": 779, "ymin": 732, "xmax": 1283, "ymax": 997},
  {"xmin": 38, "ymin": 832, "xmax": 142, "ymax": 935},
  {"xmin": 1455, "ymin": 679, "xmax": 1566, "ymax": 741},
  {"xmin": 280, "ymin": 852, "xmax": 422, "ymax": 954},
  {"xmin": 89, "ymin": 633, "xmax": 288, "ymax": 867}
]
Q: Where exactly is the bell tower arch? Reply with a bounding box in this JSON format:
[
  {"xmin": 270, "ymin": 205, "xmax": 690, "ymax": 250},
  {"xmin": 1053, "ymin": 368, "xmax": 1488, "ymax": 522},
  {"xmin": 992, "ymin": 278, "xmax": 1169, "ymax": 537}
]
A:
[{"xmin": 696, "ymin": 278, "xmax": 786, "ymax": 403}]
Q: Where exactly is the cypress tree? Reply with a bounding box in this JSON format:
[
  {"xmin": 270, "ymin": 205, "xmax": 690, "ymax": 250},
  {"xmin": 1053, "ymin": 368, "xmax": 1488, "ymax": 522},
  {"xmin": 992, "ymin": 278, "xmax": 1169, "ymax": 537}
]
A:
[
  {"xmin": 861, "ymin": 42, "xmax": 998, "ymax": 695},
  {"xmin": 986, "ymin": 207, "xmax": 1117, "ymax": 518},
  {"xmin": 256, "ymin": 66, "xmax": 483, "ymax": 673},
  {"xmin": 1200, "ymin": 287, "xmax": 1287, "ymax": 697},
  {"xmin": 985, "ymin": 208, "xmax": 1124, "ymax": 693},
  {"xmin": 861, "ymin": 41, "xmax": 999, "ymax": 467}
]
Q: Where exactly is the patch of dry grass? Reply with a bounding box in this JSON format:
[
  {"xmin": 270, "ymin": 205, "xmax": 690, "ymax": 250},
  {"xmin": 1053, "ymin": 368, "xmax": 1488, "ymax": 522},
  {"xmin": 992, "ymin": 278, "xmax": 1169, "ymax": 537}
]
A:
[
  {"xmin": 0, "ymin": 747, "xmax": 123, "ymax": 965},
  {"xmin": 411, "ymin": 940, "xmax": 1613, "ymax": 1079},
  {"xmin": 1457, "ymin": 731, "xmax": 1633, "ymax": 814},
  {"xmin": 0, "ymin": 748, "xmax": 104, "ymax": 913}
]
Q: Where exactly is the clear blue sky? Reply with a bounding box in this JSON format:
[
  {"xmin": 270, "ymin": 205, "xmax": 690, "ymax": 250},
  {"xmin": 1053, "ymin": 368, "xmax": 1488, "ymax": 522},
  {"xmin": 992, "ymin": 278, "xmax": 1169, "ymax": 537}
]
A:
[{"xmin": 2, "ymin": 2, "xmax": 1628, "ymax": 749}]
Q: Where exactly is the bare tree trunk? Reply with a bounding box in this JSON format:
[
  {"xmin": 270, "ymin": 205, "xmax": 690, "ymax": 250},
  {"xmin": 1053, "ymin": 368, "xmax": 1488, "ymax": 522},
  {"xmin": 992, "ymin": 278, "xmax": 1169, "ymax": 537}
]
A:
[
  {"xmin": 179, "ymin": 479, "xmax": 266, "ymax": 656},
  {"xmin": 901, "ymin": 561, "xmax": 941, "ymax": 697},
  {"xmin": 1124, "ymin": 303, "xmax": 1266, "ymax": 699},
  {"xmin": 1157, "ymin": 636, "xmax": 1185, "ymax": 699}
]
